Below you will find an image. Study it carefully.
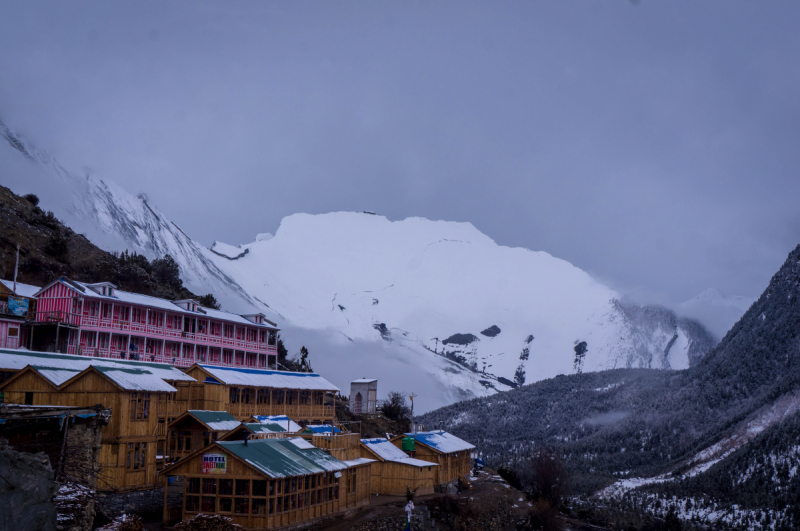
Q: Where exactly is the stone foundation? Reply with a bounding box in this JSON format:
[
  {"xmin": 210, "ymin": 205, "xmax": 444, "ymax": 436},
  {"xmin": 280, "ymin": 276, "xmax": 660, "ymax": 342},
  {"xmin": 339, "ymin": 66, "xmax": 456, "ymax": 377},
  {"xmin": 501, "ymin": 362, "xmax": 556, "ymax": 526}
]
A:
[{"xmin": 96, "ymin": 487, "xmax": 182, "ymax": 519}]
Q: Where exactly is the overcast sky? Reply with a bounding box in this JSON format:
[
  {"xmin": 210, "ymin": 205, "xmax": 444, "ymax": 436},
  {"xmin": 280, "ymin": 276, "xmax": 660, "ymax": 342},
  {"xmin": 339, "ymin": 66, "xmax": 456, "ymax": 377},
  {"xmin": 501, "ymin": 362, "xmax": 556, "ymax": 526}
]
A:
[{"xmin": 1, "ymin": 1, "xmax": 799, "ymax": 304}]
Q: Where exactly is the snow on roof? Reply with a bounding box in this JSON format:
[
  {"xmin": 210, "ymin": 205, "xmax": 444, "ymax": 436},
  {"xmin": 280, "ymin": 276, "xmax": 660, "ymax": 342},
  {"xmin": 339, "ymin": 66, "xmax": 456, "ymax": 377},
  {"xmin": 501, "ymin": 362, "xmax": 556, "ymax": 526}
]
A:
[
  {"xmin": 288, "ymin": 437, "xmax": 316, "ymax": 450},
  {"xmin": 405, "ymin": 431, "xmax": 475, "ymax": 453},
  {"xmin": 199, "ymin": 365, "xmax": 339, "ymax": 391},
  {"xmin": 343, "ymin": 457, "xmax": 376, "ymax": 467},
  {"xmin": 252, "ymin": 415, "xmax": 302, "ymax": 432},
  {"xmin": 188, "ymin": 410, "xmax": 241, "ymax": 431},
  {"xmin": 351, "ymin": 378, "xmax": 377, "ymax": 383},
  {"xmin": 217, "ymin": 439, "xmax": 348, "ymax": 478},
  {"xmin": 94, "ymin": 366, "xmax": 179, "ymax": 392},
  {"xmin": 0, "ymin": 279, "xmax": 40, "ymax": 298},
  {"xmin": 305, "ymin": 425, "xmax": 341, "ymax": 434},
  {"xmin": 361, "ymin": 438, "xmax": 439, "ymax": 467},
  {"xmin": 0, "ymin": 349, "xmax": 193, "ymax": 391}
]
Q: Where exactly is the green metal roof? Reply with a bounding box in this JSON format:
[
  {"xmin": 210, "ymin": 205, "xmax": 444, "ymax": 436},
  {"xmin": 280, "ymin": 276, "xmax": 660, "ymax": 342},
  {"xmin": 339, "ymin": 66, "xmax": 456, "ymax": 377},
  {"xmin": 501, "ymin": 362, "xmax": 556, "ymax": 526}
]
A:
[
  {"xmin": 243, "ymin": 422, "xmax": 286, "ymax": 434},
  {"xmin": 188, "ymin": 410, "xmax": 241, "ymax": 431},
  {"xmin": 218, "ymin": 438, "xmax": 348, "ymax": 478}
]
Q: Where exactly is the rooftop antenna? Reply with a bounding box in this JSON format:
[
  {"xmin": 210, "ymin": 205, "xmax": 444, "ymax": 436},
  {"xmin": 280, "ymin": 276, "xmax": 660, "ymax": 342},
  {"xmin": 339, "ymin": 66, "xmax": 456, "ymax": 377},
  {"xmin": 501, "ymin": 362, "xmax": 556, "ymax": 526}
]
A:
[{"xmin": 13, "ymin": 243, "xmax": 19, "ymax": 293}]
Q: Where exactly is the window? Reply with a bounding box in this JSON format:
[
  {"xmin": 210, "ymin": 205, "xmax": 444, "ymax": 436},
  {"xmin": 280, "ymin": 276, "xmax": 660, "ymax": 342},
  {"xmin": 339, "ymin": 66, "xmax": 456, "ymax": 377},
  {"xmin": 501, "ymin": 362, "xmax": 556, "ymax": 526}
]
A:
[
  {"xmin": 300, "ymin": 391, "xmax": 311, "ymax": 405},
  {"xmin": 230, "ymin": 387, "xmax": 239, "ymax": 404},
  {"xmin": 185, "ymin": 495, "xmax": 200, "ymax": 512},
  {"xmin": 126, "ymin": 442, "xmax": 147, "ymax": 470},
  {"xmin": 129, "ymin": 392, "xmax": 150, "ymax": 420},
  {"xmin": 24, "ymin": 392, "xmax": 33, "ymax": 405},
  {"xmin": 273, "ymin": 390, "xmax": 284, "ymax": 405},
  {"xmin": 257, "ymin": 389, "xmax": 270, "ymax": 405}
]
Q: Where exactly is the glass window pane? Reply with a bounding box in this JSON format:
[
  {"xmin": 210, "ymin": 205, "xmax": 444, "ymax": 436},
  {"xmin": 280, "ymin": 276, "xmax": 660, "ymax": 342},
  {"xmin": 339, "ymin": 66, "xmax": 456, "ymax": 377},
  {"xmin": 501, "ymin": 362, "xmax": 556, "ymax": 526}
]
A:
[
  {"xmin": 252, "ymin": 498, "xmax": 267, "ymax": 515},
  {"xmin": 186, "ymin": 477, "xmax": 201, "ymax": 494},
  {"xmin": 201, "ymin": 497, "xmax": 215, "ymax": 512},
  {"xmin": 218, "ymin": 479, "xmax": 233, "ymax": 495},
  {"xmin": 235, "ymin": 497, "xmax": 249, "ymax": 514},
  {"xmin": 253, "ymin": 480, "xmax": 267, "ymax": 497},
  {"xmin": 185, "ymin": 496, "xmax": 199, "ymax": 512},
  {"xmin": 202, "ymin": 478, "xmax": 216, "ymax": 494},
  {"xmin": 218, "ymin": 497, "xmax": 232, "ymax": 513},
  {"xmin": 235, "ymin": 479, "xmax": 250, "ymax": 496}
]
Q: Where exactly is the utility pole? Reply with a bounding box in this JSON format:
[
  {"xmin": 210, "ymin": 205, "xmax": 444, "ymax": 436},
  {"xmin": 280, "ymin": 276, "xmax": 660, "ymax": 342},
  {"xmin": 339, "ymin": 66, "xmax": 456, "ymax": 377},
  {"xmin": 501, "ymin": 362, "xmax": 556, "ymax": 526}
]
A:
[{"xmin": 13, "ymin": 244, "xmax": 19, "ymax": 293}]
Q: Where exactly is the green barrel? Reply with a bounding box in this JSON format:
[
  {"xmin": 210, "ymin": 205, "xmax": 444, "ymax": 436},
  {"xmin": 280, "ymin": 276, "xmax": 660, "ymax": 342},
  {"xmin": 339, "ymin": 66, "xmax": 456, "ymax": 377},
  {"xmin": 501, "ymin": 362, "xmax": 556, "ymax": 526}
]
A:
[{"xmin": 401, "ymin": 437, "xmax": 415, "ymax": 451}]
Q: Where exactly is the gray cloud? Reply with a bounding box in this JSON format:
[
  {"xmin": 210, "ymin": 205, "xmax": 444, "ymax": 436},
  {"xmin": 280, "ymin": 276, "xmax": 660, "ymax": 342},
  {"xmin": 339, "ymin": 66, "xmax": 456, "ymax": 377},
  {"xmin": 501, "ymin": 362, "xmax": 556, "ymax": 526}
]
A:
[{"xmin": 1, "ymin": 1, "xmax": 799, "ymax": 305}]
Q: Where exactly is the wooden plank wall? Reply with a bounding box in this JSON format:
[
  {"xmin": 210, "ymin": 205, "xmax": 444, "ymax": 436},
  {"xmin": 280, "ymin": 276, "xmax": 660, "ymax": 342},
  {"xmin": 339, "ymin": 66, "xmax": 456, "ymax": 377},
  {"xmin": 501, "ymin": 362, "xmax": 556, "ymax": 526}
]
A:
[{"xmin": 166, "ymin": 449, "xmax": 371, "ymax": 529}]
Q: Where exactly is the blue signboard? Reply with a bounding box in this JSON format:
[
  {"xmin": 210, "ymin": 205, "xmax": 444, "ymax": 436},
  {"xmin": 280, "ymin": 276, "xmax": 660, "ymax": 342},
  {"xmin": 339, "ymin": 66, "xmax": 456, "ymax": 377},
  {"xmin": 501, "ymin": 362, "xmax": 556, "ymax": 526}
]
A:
[{"xmin": 8, "ymin": 297, "xmax": 28, "ymax": 317}]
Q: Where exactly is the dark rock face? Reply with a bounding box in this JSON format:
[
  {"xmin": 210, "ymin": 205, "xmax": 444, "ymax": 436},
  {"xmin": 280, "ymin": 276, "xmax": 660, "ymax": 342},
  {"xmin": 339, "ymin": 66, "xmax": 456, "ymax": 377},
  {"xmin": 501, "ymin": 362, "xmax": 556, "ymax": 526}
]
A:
[
  {"xmin": 0, "ymin": 447, "xmax": 58, "ymax": 531},
  {"xmin": 480, "ymin": 325, "xmax": 501, "ymax": 337},
  {"xmin": 442, "ymin": 333, "xmax": 478, "ymax": 346}
]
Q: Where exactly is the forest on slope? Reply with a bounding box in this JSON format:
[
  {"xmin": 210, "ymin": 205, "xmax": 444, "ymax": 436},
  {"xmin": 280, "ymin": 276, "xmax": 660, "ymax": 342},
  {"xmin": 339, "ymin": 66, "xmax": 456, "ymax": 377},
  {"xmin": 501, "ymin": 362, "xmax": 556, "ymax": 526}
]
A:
[{"xmin": 420, "ymin": 245, "xmax": 800, "ymax": 527}]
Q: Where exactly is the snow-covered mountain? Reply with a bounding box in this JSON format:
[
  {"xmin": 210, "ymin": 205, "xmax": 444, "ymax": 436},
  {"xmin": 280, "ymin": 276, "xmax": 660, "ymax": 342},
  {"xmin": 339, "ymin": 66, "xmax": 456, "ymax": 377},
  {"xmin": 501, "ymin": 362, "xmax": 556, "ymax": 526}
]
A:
[
  {"xmin": 0, "ymin": 120, "xmax": 716, "ymax": 412},
  {"xmin": 679, "ymin": 288, "xmax": 755, "ymax": 340}
]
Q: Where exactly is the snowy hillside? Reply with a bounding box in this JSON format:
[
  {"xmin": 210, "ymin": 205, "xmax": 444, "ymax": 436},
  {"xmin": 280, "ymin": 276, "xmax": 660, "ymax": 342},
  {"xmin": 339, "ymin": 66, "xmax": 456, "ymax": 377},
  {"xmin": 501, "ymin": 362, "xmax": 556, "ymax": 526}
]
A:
[
  {"xmin": 679, "ymin": 288, "xmax": 755, "ymax": 340},
  {"xmin": 1, "ymin": 120, "xmax": 716, "ymax": 412}
]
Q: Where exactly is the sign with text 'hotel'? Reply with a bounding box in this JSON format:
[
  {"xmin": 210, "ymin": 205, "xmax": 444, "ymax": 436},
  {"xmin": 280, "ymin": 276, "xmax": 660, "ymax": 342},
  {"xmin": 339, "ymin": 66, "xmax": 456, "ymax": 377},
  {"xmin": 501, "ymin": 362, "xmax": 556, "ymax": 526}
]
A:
[{"xmin": 202, "ymin": 453, "xmax": 226, "ymax": 474}]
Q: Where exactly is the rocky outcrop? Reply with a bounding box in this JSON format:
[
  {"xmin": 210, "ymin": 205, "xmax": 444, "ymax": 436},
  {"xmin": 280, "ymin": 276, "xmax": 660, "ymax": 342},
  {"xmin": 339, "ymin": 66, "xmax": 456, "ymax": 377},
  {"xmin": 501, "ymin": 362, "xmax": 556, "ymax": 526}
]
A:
[{"xmin": 0, "ymin": 447, "xmax": 59, "ymax": 531}]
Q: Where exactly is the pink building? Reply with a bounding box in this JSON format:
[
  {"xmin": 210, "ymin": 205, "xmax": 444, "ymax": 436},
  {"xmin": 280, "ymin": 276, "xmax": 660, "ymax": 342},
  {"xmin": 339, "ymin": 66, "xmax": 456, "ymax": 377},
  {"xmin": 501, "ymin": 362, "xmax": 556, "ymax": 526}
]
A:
[
  {"xmin": 31, "ymin": 279, "xmax": 279, "ymax": 369},
  {"xmin": 0, "ymin": 279, "xmax": 39, "ymax": 350}
]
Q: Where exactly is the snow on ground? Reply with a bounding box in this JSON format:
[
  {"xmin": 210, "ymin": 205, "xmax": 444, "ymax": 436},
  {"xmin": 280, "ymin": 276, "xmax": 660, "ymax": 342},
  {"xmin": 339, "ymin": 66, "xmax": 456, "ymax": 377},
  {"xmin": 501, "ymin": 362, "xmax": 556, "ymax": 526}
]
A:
[{"xmin": 599, "ymin": 390, "xmax": 800, "ymax": 499}]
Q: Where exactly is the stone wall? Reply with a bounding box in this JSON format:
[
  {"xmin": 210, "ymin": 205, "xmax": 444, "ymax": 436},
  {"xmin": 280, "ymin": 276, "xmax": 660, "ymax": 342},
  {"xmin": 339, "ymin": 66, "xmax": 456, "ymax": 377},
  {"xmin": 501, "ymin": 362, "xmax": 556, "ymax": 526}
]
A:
[
  {"xmin": 0, "ymin": 447, "xmax": 59, "ymax": 531},
  {"xmin": 96, "ymin": 487, "xmax": 183, "ymax": 519}
]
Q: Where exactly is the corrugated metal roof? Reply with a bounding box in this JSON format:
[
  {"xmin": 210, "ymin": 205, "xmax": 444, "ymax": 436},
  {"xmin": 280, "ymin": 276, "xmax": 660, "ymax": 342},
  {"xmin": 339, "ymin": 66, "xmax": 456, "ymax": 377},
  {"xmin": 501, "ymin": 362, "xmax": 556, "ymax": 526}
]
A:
[
  {"xmin": 51, "ymin": 280, "xmax": 278, "ymax": 329},
  {"xmin": 252, "ymin": 415, "xmax": 302, "ymax": 432},
  {"xmin": 0, "ymin": 279, "xmax": 40, "ymax": 298},
  {"xmin": 361, "ymin": 438, "xmax": 438, "ymax": 468},
  {"xmin": 405, "ymin": 431, "xmax": 475, "ymax": 453},
  {"xmin": 305, "ymin": 425, "xmax": 341, "ymax": 434},
  {"xmin": 362, "ymin": 438, "xmax": 410, "ymax": 461},
  {"xmin": 343, "ymin": 457, "xmax": 376, "ymax": 467},
  {"xmin": 0, "ymin": 349, "xmax": 194, "ymax": 382},
  {"xmin": 188, "ymin": 410, "xmax": 241, "ymax": 431},
  {"xmin": 199, "ymin": 365, "xmax": 339, "ymax": 391},
  {"xmin": 243, "ymin": 423, "xmax": 286, "ymax": 434},
  {"xmin": 219, "ymin": 438, "xmax": 348, "ymax": 478},
  {"xmin": 93, "ymin": 366, "xmax": 178, "ymax": 392},
  {"xmin": 0, "ymin": 349, "xmax": 190, "ymax": 391}
]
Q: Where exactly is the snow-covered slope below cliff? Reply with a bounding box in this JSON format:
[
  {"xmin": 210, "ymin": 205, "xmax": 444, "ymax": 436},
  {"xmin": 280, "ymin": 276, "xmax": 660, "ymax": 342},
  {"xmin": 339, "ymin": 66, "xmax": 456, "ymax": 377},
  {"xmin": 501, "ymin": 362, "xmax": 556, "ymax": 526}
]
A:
[{"xmin": 207, "ymin": 212, "xmax": 715, "ymax": 402}]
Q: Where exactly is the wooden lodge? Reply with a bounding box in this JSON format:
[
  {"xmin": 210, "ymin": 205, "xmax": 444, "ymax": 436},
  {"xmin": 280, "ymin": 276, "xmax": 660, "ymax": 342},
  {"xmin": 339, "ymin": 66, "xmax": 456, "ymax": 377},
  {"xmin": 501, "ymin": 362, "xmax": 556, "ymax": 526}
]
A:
[
  {"xmin": 160, "ymin": 438, "xmax": 373, "ymax": 529},
  {"xmin": 0, "ymin": 349, "xmax": 343, "ymax": 494},
  {"xmin": 300, "ymin": 425, "xmax": 362, "ymax": 462},
  {"xmin": 0, "ymin": 349, "xmax": 193, "ymax": 492},
  {"xmin": 359, "ymin": 437, "xmax": 439, "ymax": 496},
  {"xmin": 0, "ymin": 279, "xmax": 38, "ymax": 353},
  {"xmin": 29, "ymin": 278, "xmax": 279, "ymax": 369},
  {"xmin": 389, "ymin": 431, "xmax": 474, "ymax": 486},
  {"xmin": 182, "ymin": 364, "xmax": 337, "ymax": 423},
  {"xmin": 167, "ymin": 410, "xmax": 242, "ymax": 464}
]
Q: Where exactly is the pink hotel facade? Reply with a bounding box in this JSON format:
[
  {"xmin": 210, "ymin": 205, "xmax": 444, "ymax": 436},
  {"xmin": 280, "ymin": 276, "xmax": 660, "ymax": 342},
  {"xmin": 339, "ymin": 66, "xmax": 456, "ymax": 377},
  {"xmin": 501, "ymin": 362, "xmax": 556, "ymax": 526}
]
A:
[{"xmin": 33, "ymin": 278, "xmax": 279, "ymax": 369}]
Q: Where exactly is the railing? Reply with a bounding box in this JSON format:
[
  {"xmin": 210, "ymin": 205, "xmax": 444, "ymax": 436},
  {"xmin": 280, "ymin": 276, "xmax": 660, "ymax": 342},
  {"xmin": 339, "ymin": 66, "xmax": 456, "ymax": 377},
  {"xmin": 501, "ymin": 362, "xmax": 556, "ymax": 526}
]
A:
[
  {"xmin": 35, "ymin": 311, "xmax": 82, "ymax": 327},
  {"xmin": 225, "ymin": 403, "xmax": 335, "ymax": 420}
]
